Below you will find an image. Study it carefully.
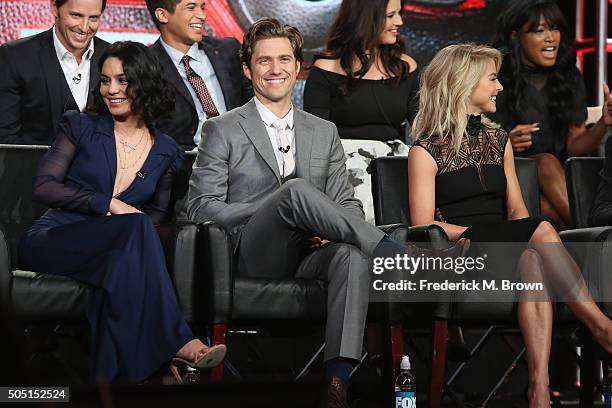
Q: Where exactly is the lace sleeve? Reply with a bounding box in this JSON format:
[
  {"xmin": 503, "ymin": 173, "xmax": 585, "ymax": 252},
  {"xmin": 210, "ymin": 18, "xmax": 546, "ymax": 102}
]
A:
[
  {"xmin": 412, "ymin": 137, "xmax": 442, "ymax": 170},
  {"xmin": 568, "ymin": 67, "xmax": 588, "ymax": 127},
  {"xmin": 141, "ymin": 147, "xmax": 185, "ymax": 226},
  {"xmin": 32, "ymin": 112, "xmax": 111, "ymax": 214},
  {"xmin": 496, "ymin": 127, "xmax": 509, "ymax": 153}
]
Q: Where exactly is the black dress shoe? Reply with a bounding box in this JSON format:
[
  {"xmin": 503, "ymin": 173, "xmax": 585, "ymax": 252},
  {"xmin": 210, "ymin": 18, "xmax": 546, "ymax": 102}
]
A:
[{"xmin": 326, "ymin": 376, "xmax": 350, "ymax": 408}]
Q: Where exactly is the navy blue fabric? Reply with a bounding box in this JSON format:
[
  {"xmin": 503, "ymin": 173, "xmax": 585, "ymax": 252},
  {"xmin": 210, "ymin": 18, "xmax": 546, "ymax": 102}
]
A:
[
  {"xmin": 325, "ymin": 357, "xmax": 356, "ymax": 381},
  {"xmin": 18, "ymin": 112, "xmax": 192, "ymax": 382}
]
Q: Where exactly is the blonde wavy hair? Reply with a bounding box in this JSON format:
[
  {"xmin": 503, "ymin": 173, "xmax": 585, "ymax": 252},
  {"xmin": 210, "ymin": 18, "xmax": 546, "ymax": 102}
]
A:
[{"xmin": 412, "ymin": 44, "xmax": 502, "ymax": 152}]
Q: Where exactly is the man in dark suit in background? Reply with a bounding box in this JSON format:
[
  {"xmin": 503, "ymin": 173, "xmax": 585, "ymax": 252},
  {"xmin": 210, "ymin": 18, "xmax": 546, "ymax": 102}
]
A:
[
  {"xmin": 0, "ymin": 0, "xmax": 109, "ymax": 145},
  {"xmin": 146, "ymin": 0, "xmax": 253, "ymax": 150}
]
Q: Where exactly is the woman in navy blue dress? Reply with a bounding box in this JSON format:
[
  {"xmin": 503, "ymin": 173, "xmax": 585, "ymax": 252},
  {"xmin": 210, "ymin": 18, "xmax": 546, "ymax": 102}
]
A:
[{"xmin": 19, "ymin": 41, "xmax": 225, "ymax": 383}]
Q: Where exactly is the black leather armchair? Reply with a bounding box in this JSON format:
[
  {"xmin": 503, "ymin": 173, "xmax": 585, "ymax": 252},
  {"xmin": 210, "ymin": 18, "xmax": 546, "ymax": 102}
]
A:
[
  {"xmin": 565, "ymin": 157, "xmax": 604, "ymax": 230},
  {"xmin": 370, "ymin": 156, "xmax": 454, "ymax": 401},
  {"xmin": 562, "ymin": 157, "xmax": 612, "ymax": 318},
  {"xmin": 197, "ymin": 173, "xmax": 430, "ymax": 380},
  {"xmin": 562, "ymin": 157, "xmax": 612, "ymax": 406},
  {"xmin": 199, "ymin": 222, "xmax": 376, "ymax": 379},
  {"xmin": 562, "ymin": 158, "xmax": 612, "ymax": 315},
  {"xmin": 0, "ymin": 146, "xmax": 201, "ymax": 377}
]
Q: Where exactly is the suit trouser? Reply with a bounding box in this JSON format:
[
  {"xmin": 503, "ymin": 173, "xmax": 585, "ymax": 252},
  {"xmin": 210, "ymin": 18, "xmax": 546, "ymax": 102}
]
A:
[{"xmin": 237, "ymin": 179, "xmax": 385, "ymax": 361}]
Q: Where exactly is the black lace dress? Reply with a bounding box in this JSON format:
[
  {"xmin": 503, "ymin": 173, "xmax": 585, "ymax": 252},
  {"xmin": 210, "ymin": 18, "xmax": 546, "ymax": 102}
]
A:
[{"xmin": 413, "ymin": 115, "xmax": 544, "ymax": 243}]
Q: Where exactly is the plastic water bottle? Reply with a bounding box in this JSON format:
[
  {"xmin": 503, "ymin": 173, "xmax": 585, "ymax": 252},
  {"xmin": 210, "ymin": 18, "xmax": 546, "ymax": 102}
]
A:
[
  {"xmin": 395, "ymin": 355, "xmax": 416, "ymax": 408},
  {"xmin": 604, "ymin": 369, "xmax": 612, "ymax": 408}
]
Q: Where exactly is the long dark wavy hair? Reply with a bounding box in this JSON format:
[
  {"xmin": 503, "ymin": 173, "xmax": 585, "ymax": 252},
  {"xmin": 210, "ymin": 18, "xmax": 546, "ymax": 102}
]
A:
[
  {"xmin": 494, "ymin": 0, "xmax": 578, "ymax": 136},
  {"xmin": 314, "ymin": 0, "xmax": 408, "ymax": 93},
  {"xmin": 88, "ymin": 41, "xmax": 175, "ymax": 128}
]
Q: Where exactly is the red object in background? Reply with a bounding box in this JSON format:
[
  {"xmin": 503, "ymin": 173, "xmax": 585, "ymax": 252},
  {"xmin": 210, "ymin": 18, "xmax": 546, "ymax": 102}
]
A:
[
  {"xmin": 0, "ymin": 0, "xmax": 245, "ymax": 43},
  {"xmin": 105, "ymin": 0, "xmax": 244, "ymax": 39},
  {"xmin": 404, "ymin": 0, "xmax": 485, "ymax": 15}
]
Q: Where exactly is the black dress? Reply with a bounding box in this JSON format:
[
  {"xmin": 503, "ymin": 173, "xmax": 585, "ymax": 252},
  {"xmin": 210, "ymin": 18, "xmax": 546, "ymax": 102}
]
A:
[
  {"xmin": 490, "ymin": 65, "xmax": 587, "ymax": 160},
  {"xmin": 413, "ymin": 115, "xmax": 544, "ymax": 243},
  {"xmin": 303, "ymin": 66, "xmax": 420, "ymax": 141}
]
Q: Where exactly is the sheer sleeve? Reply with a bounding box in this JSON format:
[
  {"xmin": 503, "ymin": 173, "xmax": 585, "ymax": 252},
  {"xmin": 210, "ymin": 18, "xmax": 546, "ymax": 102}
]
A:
[
  {"xmin": 32, "ymin": 112, "xmax": 111, "ymax": 214},
  {"xmin": 568, "ymin": 67, "xmax": 588, "ymax": 127},
  {"xmin": 303, "ymin": 67, "xmax": 333, "ymax": 121},
  {"xmin": 142, "ymin": 147, "xmax": 185, "ymax": 226}
]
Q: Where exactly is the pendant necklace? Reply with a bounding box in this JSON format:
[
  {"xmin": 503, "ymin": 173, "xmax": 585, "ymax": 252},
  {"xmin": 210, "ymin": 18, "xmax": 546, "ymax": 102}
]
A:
[{"xmin": 117, "ymin": 126, "xmax": 145, "ymax": 155}]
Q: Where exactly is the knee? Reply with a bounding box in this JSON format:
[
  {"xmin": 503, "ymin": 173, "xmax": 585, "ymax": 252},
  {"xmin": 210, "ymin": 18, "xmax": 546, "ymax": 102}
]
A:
[
  {"xmin": 329, "ymin": 244, "xmax": 369, "ymax": 279},
  {"xmin": 280, "ymin": 178, "xmax": 312, "ymax": 196},
  {"xmin": 278, "ymin": 179, "xmax": 321, "ymax": 209},
  {"xmin": 530, "ymin": 221, "xmax": 559, "ymax": 243},
  {"xmin": 110, "ymin": 213, "xmax": 156, "ymax": 239},
  {"xmin": 123, "ymin": 213, "xmax": 153, "ymax": 227},
  {"xmin": 517, "ymin": 248, "xmax": 544, "ymax": 277},
  {"xmin": 535, "ymin": 153, "xmax": 562, "ymax": 178}
]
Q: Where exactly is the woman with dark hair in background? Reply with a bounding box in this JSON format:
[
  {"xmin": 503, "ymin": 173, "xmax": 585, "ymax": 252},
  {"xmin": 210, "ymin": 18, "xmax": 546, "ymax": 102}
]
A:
[
  {"xmin": 18, "ymin": 41, "xmax": 225, "ymax": 383},
  {"xmin": 492, "ymin": 0, "xmax": 612, "ymax": 230},
  {"xmin": 303, "ymin": 0, "xmax": 419, "ymax": 222}
]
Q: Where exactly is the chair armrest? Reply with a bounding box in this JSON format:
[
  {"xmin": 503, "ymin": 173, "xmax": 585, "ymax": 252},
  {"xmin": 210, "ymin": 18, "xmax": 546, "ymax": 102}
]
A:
[
  {"xmin": 0, "ymin": 228, "xmax": 11, "ymax": 307},
  {"xmin": 559, "ymin": 227, "xmax": 612, "ymax": 270},
  {"xmin": 377, "ymin": 223, "xmax": 409, "ymax": 241},
  {"xmin": 156, "ymin": 221, "xmax": 199, "ymax": 324},
  {"xmin": 406, "ymin": 224, "xmax": 450, "ymax": 248},
  {"xmin": 560, "ymin": 226, "xmax": 612, "ymax": 315},
  {"xmin": 375, "ymin": 223, "xmax": 452, "ymax": 321},
  {"xmin": 559, "ymin": 226, "xmax": 612, "ymax": 243},
  {"xmin": 196, "ymin": 221, "xmax": 233, "ymax": 325},
  {"xmin": 377, "ymin": 223, "xmax": 450, "ymax": 249}
]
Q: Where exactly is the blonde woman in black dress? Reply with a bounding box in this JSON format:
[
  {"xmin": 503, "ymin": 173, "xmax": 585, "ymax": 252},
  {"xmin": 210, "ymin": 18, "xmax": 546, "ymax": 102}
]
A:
[{"xmin": 409, "ymin": 44, "xmax": 612, "ymax": 408}]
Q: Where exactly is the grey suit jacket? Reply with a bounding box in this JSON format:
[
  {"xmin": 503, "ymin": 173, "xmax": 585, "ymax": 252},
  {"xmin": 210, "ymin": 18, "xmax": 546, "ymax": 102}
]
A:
[{"xmin": 187, "ymin": 98, "xmax": 363, "ymax": 243}]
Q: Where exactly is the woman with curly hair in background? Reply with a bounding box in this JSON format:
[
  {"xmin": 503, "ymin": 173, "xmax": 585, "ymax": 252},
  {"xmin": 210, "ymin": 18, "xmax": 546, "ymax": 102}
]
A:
[{"xmin": 491, "ymin": 0, "xmax": 612, "ymax": 230}]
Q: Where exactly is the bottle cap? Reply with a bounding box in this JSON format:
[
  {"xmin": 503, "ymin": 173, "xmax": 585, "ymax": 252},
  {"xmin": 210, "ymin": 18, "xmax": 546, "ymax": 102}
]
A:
[{"xmin": 400, "ymin": 355, "xmax": 411, "ymax": 370}]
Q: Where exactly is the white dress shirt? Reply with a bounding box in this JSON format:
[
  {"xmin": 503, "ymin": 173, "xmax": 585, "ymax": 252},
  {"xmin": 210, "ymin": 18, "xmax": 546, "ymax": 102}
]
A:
[
  {"xmin": 160, "ymin": 39, "xmax": 227, "ymax": 146},
  {"xmin": 254, "ymin": 97, "xmax": 296, "ymax": 177},
  {"xmin": 52, "ymin": 26, "xmax": 93, "ymax": 112}
]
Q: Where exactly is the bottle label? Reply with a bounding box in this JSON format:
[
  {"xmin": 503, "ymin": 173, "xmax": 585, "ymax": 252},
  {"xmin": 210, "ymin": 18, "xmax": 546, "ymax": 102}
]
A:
[
  {"xmin": 604, "ymin": 392, "xmax": 612, "ymax": 408},
  {"xmin": 395, "ymin": 391, "xmax": 416, "ymax": 408}
]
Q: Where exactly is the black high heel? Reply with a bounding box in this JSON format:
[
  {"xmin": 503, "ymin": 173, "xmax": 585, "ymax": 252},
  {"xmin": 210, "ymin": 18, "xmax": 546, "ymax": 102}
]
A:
[{"xmin": 570, "ymin": 326, "xmax": 611, "ymax": 360}]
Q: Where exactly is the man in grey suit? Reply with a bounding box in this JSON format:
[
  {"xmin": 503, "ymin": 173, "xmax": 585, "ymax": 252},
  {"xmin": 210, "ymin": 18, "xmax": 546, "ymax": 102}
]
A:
[{"xmin": 187, "ymin": 18, "xmax": 398, "ymax": 407}]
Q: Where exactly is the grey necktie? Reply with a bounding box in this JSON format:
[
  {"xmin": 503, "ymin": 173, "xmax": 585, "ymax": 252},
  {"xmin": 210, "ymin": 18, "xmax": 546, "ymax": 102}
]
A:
[{"xmin": 271, "ymin": 119, "xmax": 295, "ymax": 178}]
